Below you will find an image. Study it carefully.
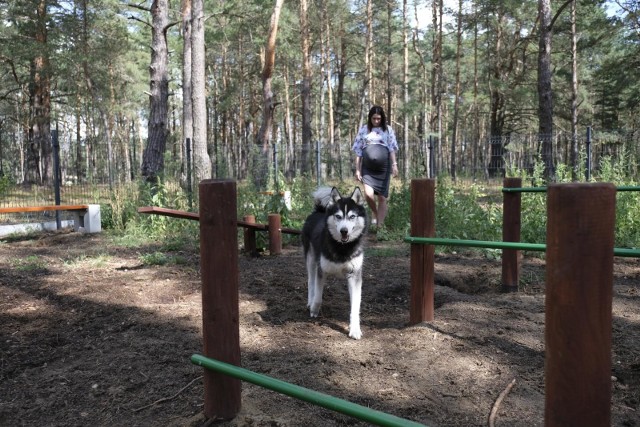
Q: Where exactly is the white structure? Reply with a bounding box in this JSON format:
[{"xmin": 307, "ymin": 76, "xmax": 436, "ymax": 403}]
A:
[{"xmin": 0, "ymin": 204, "xmax": 101, "ymax": 237}]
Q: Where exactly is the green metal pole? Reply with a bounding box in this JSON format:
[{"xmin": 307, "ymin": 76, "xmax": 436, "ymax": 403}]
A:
[
  {"xmin": 613, "ymin": 247, "xmax": 640, "ymax": 257},
  {"xmin": 501, "ymin": 185, "xmax": 640, "ymax": 193},
  {"xmin": 404, "ymin": 236, "xmax": 546, "ymax": 252},
  {"xmin": 403, "ymin": 236, "xmax": 640, "ymax": 258},
  {"xmin": 501, "ymin": 187, "xmax": 548, "ymax": 193},
  {"xmin": 191, "ymin": 354, "xmax": 427, "ymax": 427},
  {"xmin": 616, "ymin": 186, "xmax": 640, "ymax": 192}
]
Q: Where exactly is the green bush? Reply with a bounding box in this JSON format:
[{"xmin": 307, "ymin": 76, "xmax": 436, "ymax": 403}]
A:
[{"xmin": 103, "ymin": 155, "xmax": 639, "ymax": 258}]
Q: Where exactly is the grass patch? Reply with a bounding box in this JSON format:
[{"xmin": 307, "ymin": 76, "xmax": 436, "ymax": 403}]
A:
[
  {"xmin": 63, "ymin": 253, "xmax": 112, "ymax": 268},
  {"xmin": 13, "ymin": 255, "xmax": 47, "ymax": 272}
]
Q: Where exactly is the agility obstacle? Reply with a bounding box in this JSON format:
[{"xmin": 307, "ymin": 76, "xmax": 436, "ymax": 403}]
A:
[
  {"xmin": 499, "ymin": 177, "xmax": 640, "ymax": 290},
  {"xmin": 190, "ymin": 354, "xmax": 427, "ymax": 427},
  {"xmin": 185, "ymin": 179, "xmax": 625, "ymax": 424},
  {"xmin": 406, "ymin": 179, "xmax": 620, "ymax": 425},
  {"xmin": 403, "ymin": 236, "xmax": 640, "ymax": 257},
  {"xmin": 137, "ymin": 205, "xmax": 300, "ymax": 256},
  {"xmin": 193, "ymin": 179, "xmax": 428, "ymax": 425},
  {"xmin": 501, "ymin": 184, "xmax": 640, "ymax": 193}
]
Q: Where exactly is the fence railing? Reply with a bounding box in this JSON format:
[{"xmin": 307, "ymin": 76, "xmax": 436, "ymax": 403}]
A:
[{"xmin": 1, "ymin": 129, "xmax": 637, "ymax": 212}]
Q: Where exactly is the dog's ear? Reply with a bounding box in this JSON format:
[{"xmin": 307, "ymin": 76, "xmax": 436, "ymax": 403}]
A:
[
  {"xmin": 330, "ymin": 187, "xmax": 342, "ymax": 205},
  {"xmin": 350, "ymin": 187, "xmax": 365, "ymax": 206}
]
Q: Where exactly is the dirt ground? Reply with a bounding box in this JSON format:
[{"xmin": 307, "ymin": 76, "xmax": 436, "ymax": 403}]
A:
[{"xmin": 1, "ymin": 229, "xmax": 639, "ymax": 427}]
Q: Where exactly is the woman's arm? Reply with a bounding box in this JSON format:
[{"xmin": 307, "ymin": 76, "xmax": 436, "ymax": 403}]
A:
[
  {"xmin": 355, "ymin": 156, "xmax": 363, "ymax": 182},
  {"xmin": 387, "ymin": 127, "xmax": 399, "ymax": 177},
  {"xmin": 390, "ymin": 152, "xmax": 398, "ymax": 178}
]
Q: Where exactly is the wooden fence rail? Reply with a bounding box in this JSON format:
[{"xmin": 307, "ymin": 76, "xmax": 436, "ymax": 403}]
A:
[{"xmin": 137, "ymin": 205, "xmax": 300, "ymax": 256}]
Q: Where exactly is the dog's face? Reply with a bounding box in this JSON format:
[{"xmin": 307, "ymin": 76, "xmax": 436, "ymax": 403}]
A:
[{"xmin": 326, "ymin": 187, "xmax": 367, "ymax": 243}]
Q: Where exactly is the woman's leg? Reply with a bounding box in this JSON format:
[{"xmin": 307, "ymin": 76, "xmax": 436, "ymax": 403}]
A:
[
  {"xmin": 363, "ymin": 183, "xmax": 378, "ymax": 223},
  {"xmin": 377, "ymin": 195, "xmax": 388, "ymax": 225}
]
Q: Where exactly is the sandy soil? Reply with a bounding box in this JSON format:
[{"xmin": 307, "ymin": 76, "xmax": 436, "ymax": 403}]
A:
[{"xmin": 0, "ymin": 230, "xmax": 639, "ymax": 427}]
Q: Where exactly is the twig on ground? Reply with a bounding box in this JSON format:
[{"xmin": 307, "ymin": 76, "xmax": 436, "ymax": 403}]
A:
[
  {"xmin": 488, "ymin": 378, "xmax": 516, "ymax": 427},
  {"xmin": 133, "ymin": 375, "xmax": 203, "ymax": 412}
]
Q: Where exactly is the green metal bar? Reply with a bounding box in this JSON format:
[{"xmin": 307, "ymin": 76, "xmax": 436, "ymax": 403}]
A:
[
  {"xmin": 501, "ymin": 185, "xmax": 640, "ymax": 193},
  {"xmin": 613, "ymin": 247, "xmax": 640, "ymax": 257},
  {"xmin": 191, "ymin": 354, "xmax": 427, "ymax": 427},
  {"xmin": 404, "ymin": 236, "xmax": 546, "ymax": 252},
  {"xmin": 404, "ymin": 237, "xmax": 640, "ymax": 258},
  {"xmin": 501, "ymin": 186, "xmax": 548, "ymax": 193}
]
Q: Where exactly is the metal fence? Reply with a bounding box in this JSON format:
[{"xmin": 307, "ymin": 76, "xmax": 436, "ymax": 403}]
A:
[{"xmin": 1, "ymin": 127, "xmax": 637, "ymax": 217}]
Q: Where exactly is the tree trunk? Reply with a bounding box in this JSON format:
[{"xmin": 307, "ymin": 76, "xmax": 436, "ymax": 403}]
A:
[
  {"xmin": 75, "ymin": 103, "xmax": 84, "ymax": 182},
  {"xmin": 570, "ymin": 0, "xmax": 579, "ymax": 181},
  {"xmin": 321, "ymin": 2, "xmax": 335, "ymax": 178},
  {"xmin": 538, "ymin": 0, "xmax": 555, "ymax": 180},
  {"xmin": 141, "ymin": 0, "xmax": 171, "ymax": 184},
  {"xmin": 431, "ymin": 0, "xmax": 443, "ymax": 175},
  {"xmin": 402, "ymin": 0, "xmax": 409, "ymax": 180},
  {"xmin": 299, "ymin": 0, "xmax": 311, "ymax": 174},
  {"xmin": 488, "ymin": 14, "xmax": 507, "ymax": 178},
  {"xmin": 181, "ymin": 0, "xmax": 193, "ymax": 187},
  {"xmin": 27, "ymin": 0, "xmax": 51, "ymax": 186},
  {"xmin": 411, "ymin": 3, "xmax": 429, "ymax": 178},
  {"xmin": 451, "ymin": 0, "xmax": 463, "ymax": 181},
  {"xmin": 472, "ymin": 3, "xmax": 481, "ymax": 176},
  {"xmin": 255, "ymin": 0, "xmax": 284, "ymax": 187},
  {"xmin": 319, "ymin": 15, "xmax": 327, "ymax": 180},
  {"xmin": 283, "ymin": 66, "xmax": 294, "ymax": 177},
  {"xmin": 334, "ymin": 31, "xmax": 347, "ymax": 179},
  {"xmin": 360, "ymin": 0, "xmax": 373, "ymax": 124},
  {"xmin": 191, "ymin": 0, "xmax": 211, "ymax": 184},
  {"xmin": 386, "ymin": 0, "xmax": 393, "ymax": 121}
]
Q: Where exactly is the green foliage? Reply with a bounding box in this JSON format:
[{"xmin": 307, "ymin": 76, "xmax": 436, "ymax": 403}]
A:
[
  {"xmin": 139, "ymin": 251, "xmax": 169, "ymax": 266},
  {"xmin": 98, "ymin": 179, "xmax": 200, "ymax": 256},
  {"xmin": 520, "ymin": 192, "xmax": 547, "ymax": 246},
  {"xmin": 102, "ymin": 156, "xmax": 640, "ymax": 262},
  {"xmin": 384, "ymin": 184, "xmax": 411, "ymax": 238},
  {"xmin": 63, "ymin": 253, "xmax": 111, "ymax": 269},
  {"xmin": 435, "ymin": 178, "xmax": 502, "ymax": 243},
  {"xmin": 0, "ymin": 175, "xmax": 10, "ymax": 195},
  {"xmin": 100, "ymin": 183, "xmax": 139, "ymax": 231},
  {"xmin": 598, "ymin": 156, "xmax": 640, "ymax": 249},
  {"xmin": 12, "ymin": 255, "xmax": 47, "ymax": 272}
]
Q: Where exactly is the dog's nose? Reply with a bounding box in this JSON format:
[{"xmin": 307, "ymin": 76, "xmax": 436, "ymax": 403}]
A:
[{"xmin": 340, "ymin": 228, "xmax": 348, "ymax": 237}]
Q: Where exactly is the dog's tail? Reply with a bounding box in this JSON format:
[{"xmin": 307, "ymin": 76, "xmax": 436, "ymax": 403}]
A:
[{"xmin": 312, "ymin": 186, "xmax": 334, "ymax": 212}]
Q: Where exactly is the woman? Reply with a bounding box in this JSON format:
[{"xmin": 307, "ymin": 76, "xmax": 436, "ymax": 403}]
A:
[{"xmin": 352, "ymin": 105, "xmax": 399, "ymax": 227}]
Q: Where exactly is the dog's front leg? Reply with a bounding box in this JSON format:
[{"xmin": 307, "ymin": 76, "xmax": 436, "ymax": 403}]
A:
[
  {"xmin": 306, "ymin": 251, "xmax": 317, "ymax": 309},
  {"xmin": 309, "ymin": 271, "xmax": 325, "ymax": 318},
  {"xmin": 347, "ymin": 272, "xmax": 363, "ymax": 339}
]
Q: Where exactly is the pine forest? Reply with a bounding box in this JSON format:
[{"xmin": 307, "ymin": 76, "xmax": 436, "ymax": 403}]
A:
[{"xmin": 0, "ymin": 0, "xmax": 639, "ymax": 195}]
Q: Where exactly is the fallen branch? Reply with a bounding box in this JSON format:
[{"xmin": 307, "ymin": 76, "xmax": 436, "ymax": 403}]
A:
[
  {"xmin": 488, "ymin": 378, "xmax": 516, "ymax": 427},
  {"xmin": 133, "ymin": 375, "xmax": 203, "ymax": 412}
]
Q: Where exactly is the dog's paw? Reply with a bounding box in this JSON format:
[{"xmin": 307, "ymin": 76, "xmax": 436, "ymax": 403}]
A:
[
  {"xmin": 309, "ymin": 304, "xmax": 321, "ymax": 317},
  {"xmin": 348, "ymin": 327, "xmax": 362, "ymax": 340}
]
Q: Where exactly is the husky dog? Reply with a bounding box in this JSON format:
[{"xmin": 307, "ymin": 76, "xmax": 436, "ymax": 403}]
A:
[{"xmin": 301, "ymin": 187, "xmax": 368, "ymax": 339}]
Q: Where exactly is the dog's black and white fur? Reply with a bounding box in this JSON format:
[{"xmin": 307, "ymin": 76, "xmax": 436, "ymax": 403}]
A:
[{"xmin": 301, "ymin": 187, "xmax": 368, "ymax": 339}]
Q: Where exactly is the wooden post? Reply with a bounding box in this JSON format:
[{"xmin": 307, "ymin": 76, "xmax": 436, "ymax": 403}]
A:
[
  {"xmin": 199, "ymin": 179, "xmax": 241, "ymax": 420},
  {"xmin": 409, "ymin": 179, "xmax": 435, "ymax": 324},
  {"xmin": 501, "ymin": 177, "xmax": 522, "ymax": 292},
  {"xmin": 545, "ymin": 183, "xmax": 615, "ymax": 427},
  {"xmin": 268, "ymin": 213, "xmax": 282, "ymax": 255},
  {"xmin": 243, "ymin": 214, "xmax": 258, "ymax": 257}
]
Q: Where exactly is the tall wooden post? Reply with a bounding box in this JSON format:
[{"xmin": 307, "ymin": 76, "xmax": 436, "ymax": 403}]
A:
[
  {"xmin": 243, "ymin": 214, "xmax": 258, "ymax": 256},
  {"xmin": 545, "ymin": 183, "xmax": 615, "ymax": 426},
  {"xmin": 268, "ymin": 213, "xmax": 282, "ymax": 255},
  {"xmin": 199, "ymin": 179, "xmax": 241, "ymax": 419},
  {"xmin": 410, "ymin": 179, "xmax": 435, "ymax": 324},
  {"xmin": 501, "ymin": 177, "xmax": 522, "ymax": 292}
]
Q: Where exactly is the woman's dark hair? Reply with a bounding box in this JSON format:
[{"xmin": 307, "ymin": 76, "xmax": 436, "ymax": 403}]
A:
[{"xmin": 367, "ymin": 105, "xmax": 387, "ymax": 132}]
